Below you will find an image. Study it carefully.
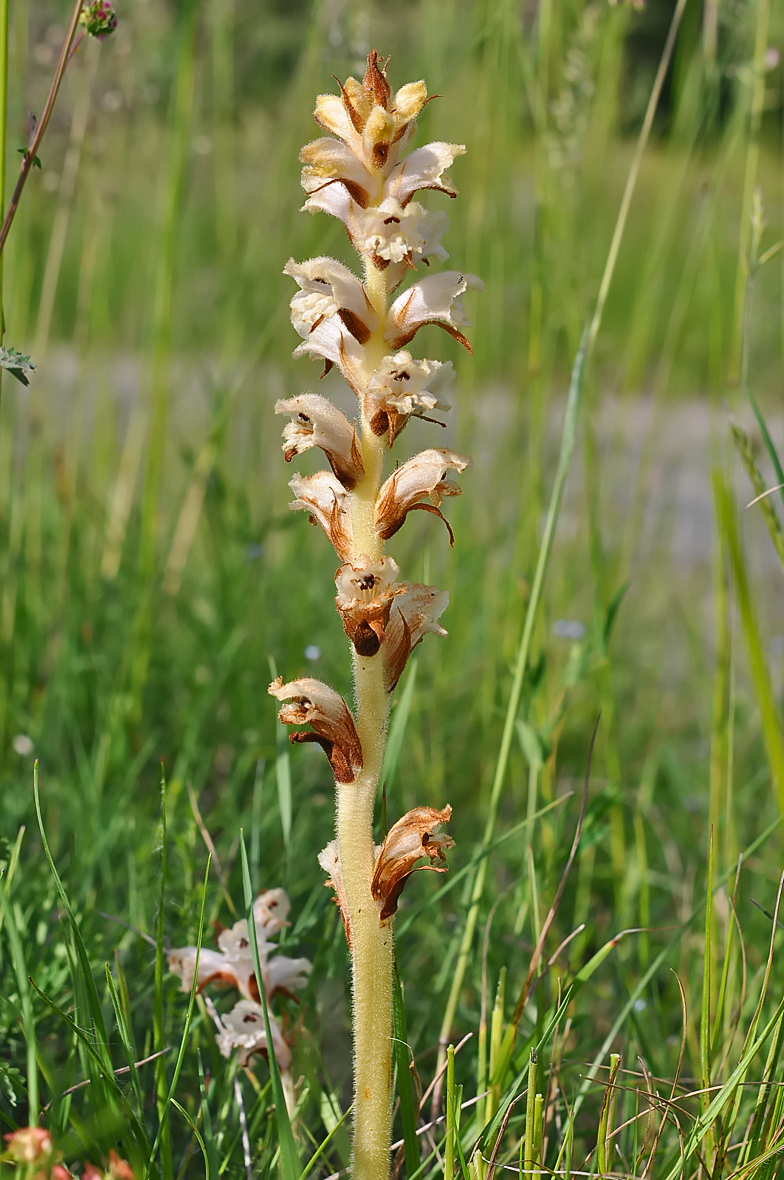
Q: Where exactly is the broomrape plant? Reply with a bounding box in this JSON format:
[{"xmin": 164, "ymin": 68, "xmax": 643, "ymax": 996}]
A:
[{"xmin": 269, "ymin": 51, "xmax": 480, "ymax": 1180}]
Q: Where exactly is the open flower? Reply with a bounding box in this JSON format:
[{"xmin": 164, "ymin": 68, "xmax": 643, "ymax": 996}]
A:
[
  {"xmin": 335, "ymin": 555, "xmax": 404, "ymax": 656},
  {"xmin": 275, "ymin": 394, "xmax": 364, "ymax": 490},
  {"xmin": 371, "ymin": 805, "xmax": 454, "ymax": 920},
  {"xmin": 357, "ymin": 198, "xmax": 448, "ymax": 268},
  {"xmin": 289, "ymin": 470, "xmax": 353, "ymax": 559},
  {"xmin": 366, "ymin": 351, "xmax": 453, "ymax": 443},
  {"xmin": 284, "ymin": 256, "xmax": 377, "ymax": 346},
  {"xmin": 269, "ymin": 676, "xmax": 363, "ymax": 783},
  {"xmin": 375, "ymin": 448, "xmax": 470, "ymax": 541},
  {"xmin": 385, "ymin": 271, "xmax": 483, "ymax": 351},
  {"xmin": 215, "ymin": 999, "xmax": 293, "ymax": 1070},
  {"xmin": 383, "ymin": 583, "xmax": 450, "ymax": 692},
  {"xmin": 318, "ymin": 839, "xmax": 353, "ymax": 947},
  {"xmin": 4, "ymin": 1127, "xmax": 53, "ymax": 1164}
]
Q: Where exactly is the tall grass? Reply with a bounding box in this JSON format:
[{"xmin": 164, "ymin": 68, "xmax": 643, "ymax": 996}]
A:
[{"xmin": 1, "ymin": 0, "xmax": 784, "ymax": 1176}]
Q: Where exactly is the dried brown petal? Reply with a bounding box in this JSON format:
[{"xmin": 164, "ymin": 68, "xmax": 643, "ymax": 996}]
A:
[
  {"xmin": 371, "ymin": 805, "xmax": 454, "ymax": 921},
  {"xmin": 382, "ymin": 583, "xmax": 449, "ymax": 692},
  {"xmin": 269, "ymin": 676, "xmax": 363, "ymax": 783},
  {"xmin": 289, "ymin": 470, "xmax": 353, "ymax": 560},
  {"xmin": 375, "ymin": 448, "xmax": 470, "ymax": 542},
  {"xmin": 318, "ymin": 839, "xmax": 352, "ymax": 948}
]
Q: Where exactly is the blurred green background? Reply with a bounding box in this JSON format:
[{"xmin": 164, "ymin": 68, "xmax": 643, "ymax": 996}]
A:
[{"xmin": 1, "ymin": 0, "xmax": 784, "ymax": 1171}]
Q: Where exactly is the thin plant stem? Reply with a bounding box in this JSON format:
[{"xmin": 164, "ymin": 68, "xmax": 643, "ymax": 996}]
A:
[{"xmin": 0, "ymin": 0, "xmax": 85, "ymax": 255}]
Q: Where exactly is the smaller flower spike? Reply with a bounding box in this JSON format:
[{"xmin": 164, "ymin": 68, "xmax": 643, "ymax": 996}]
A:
[
  {"xmin": 371, "ymin": 805, "xmax": 454, "ymax": 921},
  {"xmin": 289, "ymin": 470, "xmax": 353, "ymax": 559},
  {"xmin": 366, "ymin": 351, "xmax": 453, "ymax": 443},
  {"xmin": 276, "ymin": 394, "xmax": 364, "ymax": 490},
  {"xmin": 375, "ymin": 448, "xmax": 470, "ymax": 542},
  {"xmin": 319, "ymin": 839, "xmax": 353, "ymax": 947},
  {"xmin": 385, "ymin": 271, "xmax": 483, "ymax": 351},
  {"xmin": 335, "ymin": 555, "xmax": 405, "ymax": 656},
  {"xmin": 383, "ymin": 583, "xmax": 450, "ymax": 692},
  {"xmin": 269, "ymin": 676, "xmax": 364, "ymax": 783}
]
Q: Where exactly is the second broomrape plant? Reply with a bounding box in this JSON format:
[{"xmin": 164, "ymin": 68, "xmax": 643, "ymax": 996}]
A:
[{"xmin": 269, "ymin": 51, "xmax": 481, "ymax": 1180}]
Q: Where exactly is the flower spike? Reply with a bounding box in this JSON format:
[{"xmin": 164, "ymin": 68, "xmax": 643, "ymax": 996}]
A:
[{"xmin": 269, "ymin": 676, "xmax": 363, "ymax": 783}]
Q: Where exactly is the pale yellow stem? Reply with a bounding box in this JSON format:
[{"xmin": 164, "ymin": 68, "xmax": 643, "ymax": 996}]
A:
[{"xmin": 337, "ymin": 242, "xmax": 395, "ymax": 1180}]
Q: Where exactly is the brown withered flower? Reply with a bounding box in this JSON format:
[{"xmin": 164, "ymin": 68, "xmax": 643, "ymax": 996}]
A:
[
  {"xmin": 335, "ymin": 555, "xmax": 405, "ymax": 656},
  {"xmin": 289, "ymin": 470, "xmax": 353, "ymax": 559},
  {"xmin": 371, "ymin": 805, "xmax": 454, "ymax": 921},
  {"xmin": 276, "ymin": 394, "xmax": 364, "ymax": 490},
  {"xmin": 382, "ymin": 583, "xmax": 450, "ymax": 692},
  {"xmin": 318, "ymin": 839, "xmax": 353, "ymax": 947},
  {"xmin": 375, "ymin": 447, "xmax": 470, "ymax": 542},
  {"xmin": 268, "ymin": 676, "xmax": 363, "ymax": 783}
]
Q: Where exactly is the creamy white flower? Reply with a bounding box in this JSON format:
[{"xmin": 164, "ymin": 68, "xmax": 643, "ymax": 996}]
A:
[
  {"xmin": 385, "ymin": 271, "xmax": 483, "ymax": 350},
  {"xmin": 300, "ymin": 138, "xmax": 377, "ymax": 208},
  {"xmin": 288, "ymin": 469, "xmax": 353, "ymax": 560},
  {"xmin": 371, "ymin": 805, "xmax": 454, "ymax": 920},
  {"xmin": 357, "ymin": 198, "xmax": 448, "ymax": 266},
  {"xmin": 385, "ymin": 142, "xmax": 467, "ymax": 205},
  {"xmin": 284, "ymin": 256, "xmax": 376, "ymax": 344},
  {"xmin": 275, "ymin": 394, "xmax": 364, "ymax": 490},
  {"xmin": 375, "ymin": 448, "xmax": 470, "ymax": 541},
  {"xmin": 334, "ymin": 555, "xmax": 404, "ymax": 656},
  {"xmin": 167, "ymin": 947, "xmax": 232, "ymax": 994},
  {"xmin": 269, "ymin": 675, "xmax": 363, "ymax": 783},
  {"xmin": 215, "ymin": 999, "xmax": 292, "ymax": 1070},
  {"xmin": 365, "ymin": 351, "xmax": 453, "ymax": 442},
  {"xmin": 290, "ymin": 316, "xmax": 367, "ymax": 392},
  {"xmin": 253, "ymin": 888, "xmax": 291, "ymax": 937},
  {"xmin": 383, "ymin": 583, "xmax": 450, "ymax": 692}
]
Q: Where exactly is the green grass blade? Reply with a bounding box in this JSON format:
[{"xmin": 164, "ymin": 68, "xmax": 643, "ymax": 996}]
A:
[
  {"xmin": 154, "ymin": 770, "xmax": 172, "ymax": 1179},
  {"xmin": 170, "ymin": 1096, "xmax": 212, "ymax": 1177},
  {"xmin": 392, "ymin": 965, "xmax": 420, "ymax": 1179},
  {"xmin": 239, "ymin": 831, "xmax": 299, "ymax": 1180},
  {"xmin": 749, "ymin": 391, "xmax": 784, "ymax": 508},
  {"xmin": 0, "ymin": 877, "xmax": 38, "ymax": 1122}
]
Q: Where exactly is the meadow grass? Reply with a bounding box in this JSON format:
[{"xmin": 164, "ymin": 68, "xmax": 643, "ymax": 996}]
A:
[{"xmin": 1, "ymin": 0, "xmax": 784, "ymax": 1176}]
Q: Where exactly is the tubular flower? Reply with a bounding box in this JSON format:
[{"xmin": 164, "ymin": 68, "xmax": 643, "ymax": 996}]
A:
[
  {"xmin": 365, "ymin": 351, "xmax": 453, "ymax": 443},
  {"xmin": 371, "ymin": 806, "xmax": 454, "ymax": 921},
  {"xmin": 382, "ymin": 583, "xmax": 450, "ymax": 692},
  {"xmin": 385, "ymin": 271, "xmax": 484, "ymax": 351},
  {"xmin": 288, "ymin": 470, "xmax": 353, "ymax": 559},
  {"xmin": 284, "ymin": 257, "xmax": 377, "ymax": 346},
  {"xmin": 276, "ymin": 394, "xmax": 364, "ymax": 489},
  {"xmin": 335, "ymin": 555, "xmax": 404, "ymax": 656},
  {"xmin": 268, "ymin": 676, "xmax": 363, "ymax": 783},
  {"xmin": 375, "ymin": 448, "xmax": 470, "ymax": 541}
]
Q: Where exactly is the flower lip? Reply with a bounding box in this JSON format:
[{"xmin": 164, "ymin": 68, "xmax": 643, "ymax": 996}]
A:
[
  {"xmin": 269, "ymin": 675, "xmax": 364, "ymax": 783},
  {"xmin": 366, "ymin": 351, "xmax": 453, "ymax": 444},
  {"xmin": 371, "ymin": 804, "xmax": 454, "ymax": 921}
]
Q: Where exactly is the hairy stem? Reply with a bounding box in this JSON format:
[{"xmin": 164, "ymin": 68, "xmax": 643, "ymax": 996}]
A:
[{"xmin": 337, "ymin": 255, "xmax": 394, "ymax": 1180}]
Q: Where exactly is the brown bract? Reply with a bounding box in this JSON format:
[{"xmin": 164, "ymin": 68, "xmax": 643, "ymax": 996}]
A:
[
  {"xmin": 268, "ymin": 676, "xmax": 364, "ymax": 783},
  {"xmin": 382, "ymin": 583, "xmax": 449, "ymax": 692},
  {"xmin": 335, "ymin": 555, "xmax": 405, "ymax": 656},
  {"xmin": 375, "ymin": 448, "xmax": 470, "ymax": 542},
  {"xmin": 371, "ymin": 805, "xmax": 454, "ymax": 921}
]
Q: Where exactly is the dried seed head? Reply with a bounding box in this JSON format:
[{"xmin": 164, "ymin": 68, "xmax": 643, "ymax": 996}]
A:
[
  {"xmin": 288, "ymin": 470, "xmax": 353, "ymax": 559},
  {"xmin": 276, "ymin": 394, "xmax": 364, "ymax": 490},
  {"xmin": 375, "ymin": 448, "xmax": 470, "ymax": 542},
  {"xmin": 383, "ymin": 583, "xmax": 450, "ymax": 692},
  {"xmin": 371, "ymin": 805, "xmax": 454, "ymax": 921},
  {"xmin": 335, "ymin": 555, "xmax": 404, "ymax": 656},
  {"xmin": 268, "ymin": 676, "xmax": 363, "ymax": 783}
]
